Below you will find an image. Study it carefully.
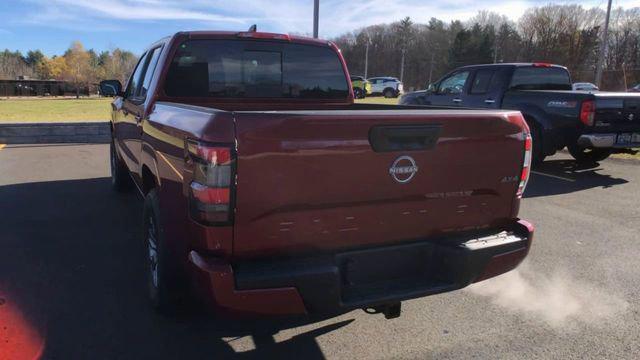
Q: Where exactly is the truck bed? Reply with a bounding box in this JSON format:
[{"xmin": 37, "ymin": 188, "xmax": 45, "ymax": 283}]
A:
[{"xmin": 148, "ymin": 102, "xmax": 528, "ymax": 260}]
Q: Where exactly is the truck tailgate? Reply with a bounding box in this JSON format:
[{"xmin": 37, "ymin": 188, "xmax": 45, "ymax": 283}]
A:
[
  {"xmin": 593, "ymin": 95, "xmax": 640, "ymax": 132},
  {"xmin": 233, "ymin": 110, "xmax": 525, "ymax": 259}
]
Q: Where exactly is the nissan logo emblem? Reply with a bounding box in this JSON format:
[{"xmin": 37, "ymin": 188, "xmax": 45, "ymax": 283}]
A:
[{"xmin": 389, "ymin": 156, "xmax": 419, "ymax": 184}]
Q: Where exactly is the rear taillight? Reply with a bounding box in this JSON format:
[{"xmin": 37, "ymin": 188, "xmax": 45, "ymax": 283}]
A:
[
  {"xmin": 186, "ymin": 140, "xmax": 235, "ymax": 224},
  {"xmin": 580, "ymin": 100, "xmax": 595, "ymax": 126},
  {"xmin": 517, "ymin": 132, "xmax": 532, "ymax": 198}
]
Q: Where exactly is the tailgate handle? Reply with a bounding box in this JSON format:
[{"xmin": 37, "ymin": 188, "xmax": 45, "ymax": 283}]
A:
[{"xmin": 369, "ymin": 125, "xmax": 442, "ymax": 152}]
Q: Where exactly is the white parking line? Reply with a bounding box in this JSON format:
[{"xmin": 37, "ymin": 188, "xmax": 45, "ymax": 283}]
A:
[{"xmin": 531, "ymin": 170, "xmax": 576, "ymax": 182}]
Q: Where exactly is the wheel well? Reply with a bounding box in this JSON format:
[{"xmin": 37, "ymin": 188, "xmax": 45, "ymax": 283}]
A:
[
  {"xmin": 141, "ymin": 165, "xmax": 157, "ymax": 195},
  {"xmin": 383, "ymin": 87, "xmax": 395, "ymax": 93}
]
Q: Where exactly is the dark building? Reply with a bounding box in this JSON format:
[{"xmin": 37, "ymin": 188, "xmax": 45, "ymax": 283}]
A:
[{"xmin": 0, "ymin": 79, "xmax": 90, "ymax": 97}]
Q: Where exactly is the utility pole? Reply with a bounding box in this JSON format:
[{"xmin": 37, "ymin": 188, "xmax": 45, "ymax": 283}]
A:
[
  {"xmin": 364, "ymin": 40, "xmax": 370, "ymax": 79},
  {"xmin": 400, "ymin": 48, "xmax": 406, "ymax": 82},
  {"xmin": 595, "ymin": 0, "xmax": 613, "ymax": 87},
  {"xmin": 428, "ymin": 52, "xmax": 435, "ymax": 86},
  {"xmin": 313, "ymin": 0, "xmax": 319, "ymax": 38}
]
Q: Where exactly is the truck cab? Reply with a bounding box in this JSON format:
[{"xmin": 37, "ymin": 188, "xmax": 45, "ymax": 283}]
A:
[{"xmin": 402, "ymin": 63, "xmax": 640, "ymax": 163}]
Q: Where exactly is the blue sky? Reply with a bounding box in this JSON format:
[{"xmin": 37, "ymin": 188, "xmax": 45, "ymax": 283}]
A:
[{"xmin": 0, "ymin": 0, "xmax": 636, "ymax": 56}]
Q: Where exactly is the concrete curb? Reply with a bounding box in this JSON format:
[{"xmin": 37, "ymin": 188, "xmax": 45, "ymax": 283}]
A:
[{"xmin": 0, "ymin": 122, "xmax": 110, "ymax": 144}]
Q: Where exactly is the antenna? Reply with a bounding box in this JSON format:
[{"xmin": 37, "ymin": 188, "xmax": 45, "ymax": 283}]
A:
[{"xmin": 248, "ymin": 24, "xmax": 257, "ymax": 32}]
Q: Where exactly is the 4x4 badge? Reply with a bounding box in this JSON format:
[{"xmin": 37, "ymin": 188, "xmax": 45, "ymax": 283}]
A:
[{"xmin": 389, "ymin": 156, "xmax": 419, "ymax": 184}]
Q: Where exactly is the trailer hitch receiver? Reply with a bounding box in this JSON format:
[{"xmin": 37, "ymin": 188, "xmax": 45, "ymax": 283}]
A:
[{"xmin": 363, "ymin": 302, "xmax": 402, "ymax": 319}]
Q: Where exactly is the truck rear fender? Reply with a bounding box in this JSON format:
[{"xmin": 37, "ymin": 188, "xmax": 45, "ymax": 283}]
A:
[
  {"xmin": 508, "ymin": 103, "xmax": 560, "ymax": 156},
  {"xmin": 510, "ymin": 103, "xmax": 551, "ymax": 131},
  {"xmin": 140, "ymin": 142, "xmax": 161, "ymax": 193},
  {"xmin": 144, "ymin": 103, "xmax": 236, "ymax": 258}
]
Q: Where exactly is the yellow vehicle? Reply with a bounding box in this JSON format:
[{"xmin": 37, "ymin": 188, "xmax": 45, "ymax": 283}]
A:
[{"xmin": 350, "ymin": 76, "xmax": 371, "ymax": 99}]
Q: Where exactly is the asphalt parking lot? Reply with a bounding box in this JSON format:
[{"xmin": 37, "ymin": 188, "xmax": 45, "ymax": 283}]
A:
[{"xmin": 1, "ymin": 144, "xmax": 639, "ymax": 359}]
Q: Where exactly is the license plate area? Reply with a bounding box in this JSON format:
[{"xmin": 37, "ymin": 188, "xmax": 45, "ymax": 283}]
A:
[
  {"xmin": 617, "ymin": 133, "xmax": 640, "ymax": 145},
  {"xmin": 337, "ymin": 243, "xmax": 437, "ymax": 302}
]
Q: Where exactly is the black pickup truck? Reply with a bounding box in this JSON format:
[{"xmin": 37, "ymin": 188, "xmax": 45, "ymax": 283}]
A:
[{"xmin": 400, "ymin": 63, "xmax": 640, "ymax": 163}]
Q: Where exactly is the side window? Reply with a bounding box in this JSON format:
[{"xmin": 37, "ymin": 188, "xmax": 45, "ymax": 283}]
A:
[
  {"xmin": 470, "ymin": 69, "xmax": 496, "ymax": 94},
  {"xmin": 125, "ymin": 52, "xmax": 149, "ymax": 99},
  {"xmin": 438, "ymin": 71, "xmax": 469, "ymax": 95},
  {"xmin": 139, "ymin": 47, "xmax": 162, "ymax": 99}
]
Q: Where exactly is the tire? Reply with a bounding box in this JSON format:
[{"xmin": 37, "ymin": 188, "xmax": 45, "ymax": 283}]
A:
[
  {"xmin": 383, "ymin": 88, "xmax": 395, "ymax": 98},
  {"xmin": 110, "ymin": 140, "xmax": 132, "ymax": 192},
  {"xmin": 143, "ymin": 189, "xmax": 187, "ymax": 315},
  {"xmin": 567, "ymin": 145, "xmax": 612, "ymax": 163},
  {"xmin": 354, "ymin": 88, "xmax": 365, "ymax": 99}
]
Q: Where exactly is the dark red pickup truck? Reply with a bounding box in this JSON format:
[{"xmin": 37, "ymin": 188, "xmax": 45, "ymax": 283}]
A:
[{"xmin": 100, "ymin": 30, "xmax": 534, "ymax": 320}]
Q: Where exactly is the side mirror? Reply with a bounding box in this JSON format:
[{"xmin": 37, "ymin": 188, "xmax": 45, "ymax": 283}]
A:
[{"xmin": 99, "ymin": 80, "xmax": 123, "ymax": 97}]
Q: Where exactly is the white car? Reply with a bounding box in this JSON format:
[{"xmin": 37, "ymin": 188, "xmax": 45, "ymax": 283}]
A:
[
  {"xmin": 572, "ymin": 82, "xmax": 599, "ymax": 91},
  {"xmin": 368, "ymin": 77, "xmax": 404, "ymax": 98}
]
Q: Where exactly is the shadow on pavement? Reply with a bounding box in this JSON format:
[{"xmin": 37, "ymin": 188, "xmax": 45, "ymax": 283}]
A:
[
  {"xmin": 524, "ymin": 159, "xmax": 628, "ymax": 198},
  {"xmin": 0, "ymin": 177, "xmax": 351, "ymax": 359}
]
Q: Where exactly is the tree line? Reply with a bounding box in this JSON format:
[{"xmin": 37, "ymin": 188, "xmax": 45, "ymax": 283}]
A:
[
  {"xmin": 0, "ymin": 41, "xmax": 137, "ymax": 97},
  {"xmin": 1, "ymin": 4, "xmax": 639, "ymax": 95},
  {"xmin": 334, "ymin": 4, "xmax": 640, "ymax": 91}
]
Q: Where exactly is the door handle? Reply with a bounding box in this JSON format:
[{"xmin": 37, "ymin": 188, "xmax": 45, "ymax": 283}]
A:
[
  {"xmin": 452, "ymin": 98, "xmax": 462, "ymax": 103},
  {"xmin": 484, "ymin": 99, "xmax": 496, "ymax": 104}
]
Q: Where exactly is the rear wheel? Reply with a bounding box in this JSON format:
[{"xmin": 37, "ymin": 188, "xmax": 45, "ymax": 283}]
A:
[
  {"xmin": 354, "ymin": 88, "xmax": 365, "ymax": 99},
  {"xmin": 383, "ymin": 88, "xmax": 396, "ymax": 98},
  {"xmin": 144, "ymin": 189, "xmax": 187, "ymax": 315},
  {"xmin": 110, "ymin": 140, "xmax": 131, "ymax": 191},
  {"xmin": 567, "ymin": 145, "xmax": 612, "ymax": 163}
]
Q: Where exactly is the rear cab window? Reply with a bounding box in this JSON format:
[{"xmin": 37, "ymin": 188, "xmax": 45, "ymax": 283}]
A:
[
  {"xmin": 470, "ymin": 69, "xmax": 496, "ymax": 94},
  {"xmin": 509, "ymin": 66, "xmax": 571, "ymax": 90},
  {"xmin": 164, "ymin": 40, "xmax": 349, "ymax": 99}
]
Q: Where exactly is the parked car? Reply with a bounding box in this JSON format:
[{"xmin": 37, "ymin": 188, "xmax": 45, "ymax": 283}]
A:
[
  {"xmin": 350, "ymin": 75, "xmax": 371, "ymax": 99},
  {"xmin": 572, "ymin": 82, "xmax": 599, "ymax": 91},
  {"xmin": 401, "ymin": 63, "xmax": 640, "ymax": 163},
  {"xmin": 99, "ymin": 30, "xmax": 534, "ymax": 321},
  {"xmin": 368, "ymin": 76, "xmax": 403, "ymax": 98},
  {"xmin": 629, "ymin": 84, "xmax": 640, "ymax": 92}
]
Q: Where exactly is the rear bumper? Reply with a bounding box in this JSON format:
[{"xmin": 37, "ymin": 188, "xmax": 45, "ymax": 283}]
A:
[
  {"xmin": 189, "ymin": 219, "xmax": 534, "ymax": 318},
  {"xmin": 578, "ymin": 133, "xmax": 640, "ymax": 148}
]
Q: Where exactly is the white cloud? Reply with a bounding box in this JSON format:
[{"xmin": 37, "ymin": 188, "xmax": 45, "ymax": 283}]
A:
[
  {"xmin": 25, "ymin": 0, "xmax": 245, "ymax": 24},
  {"xmin": 14, "ymin": 0, "xmax": 640, "ymax": 37},
  {"xmin": 189, "ymin": 0, "xmax": 640, "ymax": 37}
]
